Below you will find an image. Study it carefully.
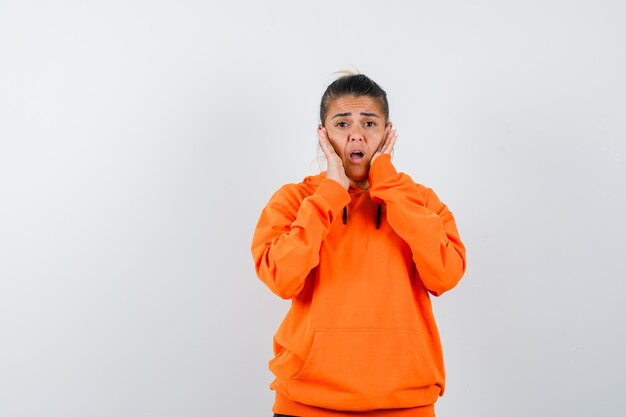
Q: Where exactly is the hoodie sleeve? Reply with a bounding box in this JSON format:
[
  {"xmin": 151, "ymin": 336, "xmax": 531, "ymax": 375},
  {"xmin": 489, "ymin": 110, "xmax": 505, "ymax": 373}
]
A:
[
  {"xmin": 368, "ymin": 154, "xmax": 467, "ymax": 296},
  {"xmin": 251, "ymin": 179, "xmax": 351, "ymax": 300}
]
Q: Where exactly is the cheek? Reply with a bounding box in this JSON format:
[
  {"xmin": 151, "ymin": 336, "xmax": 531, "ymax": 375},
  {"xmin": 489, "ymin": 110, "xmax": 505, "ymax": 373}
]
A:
[
  {"xmin": 327, "ymin": 128, "xmax": 344, "ymax": 141},
  {"xmin": 327, "ymin": 137, "xmax": 344, "ymax": 154},
  {"xmin": 326, "ymin": 129, "xmax": 344, "ymax": 145},
  {"xmin": 369, "ymin": 136, "xmax": 385, "ymax": 152}
]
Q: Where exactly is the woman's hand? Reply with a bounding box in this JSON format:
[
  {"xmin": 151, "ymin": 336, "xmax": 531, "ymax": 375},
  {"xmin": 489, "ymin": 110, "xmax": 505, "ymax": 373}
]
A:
[
  {"xmin": 318, "ymin": 126, "xmax": 350, "ymax": 190},
  {"xmin": 371, "ymin": 128, "xmax": 397, "ymax": 166}
]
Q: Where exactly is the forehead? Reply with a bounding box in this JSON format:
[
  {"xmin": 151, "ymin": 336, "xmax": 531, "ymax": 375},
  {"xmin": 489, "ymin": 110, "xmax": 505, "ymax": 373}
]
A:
[{"xmin": 326, "ymin": 96, "xmax": 383, "ymax": 117}]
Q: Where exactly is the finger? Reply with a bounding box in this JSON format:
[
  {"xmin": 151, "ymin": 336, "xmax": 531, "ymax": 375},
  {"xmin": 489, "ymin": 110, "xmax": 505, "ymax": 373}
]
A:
[
  {"xmin": 318, "ymin": 140, "xmax": 331, "ymax": 160},
  {"xmin": 384, "ymin": 129, "xmax": 397, "ymax": 154},
  {"xmin": 376, "ymin": 129, "xmax": 393, "ymax": 154},
  {"xmin": 318, "ymin": 127, "xmax": 336, "ymax": 155},
  {"xmin": 317, "ymin": 127, "xmax": 330, "ymax": 152}
]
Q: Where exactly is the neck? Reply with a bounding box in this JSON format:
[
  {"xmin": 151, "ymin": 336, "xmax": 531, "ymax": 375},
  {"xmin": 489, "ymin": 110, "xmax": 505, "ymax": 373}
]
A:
[{"xmin": 350, "ymin": 179, "xmax": 369, "ymax": 190}]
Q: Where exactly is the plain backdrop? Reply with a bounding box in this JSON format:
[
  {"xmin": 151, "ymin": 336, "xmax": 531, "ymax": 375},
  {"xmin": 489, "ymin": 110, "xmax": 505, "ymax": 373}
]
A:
[{"xmin": 1, "ymin": 1, "xmax": 625, "ymax": 416}]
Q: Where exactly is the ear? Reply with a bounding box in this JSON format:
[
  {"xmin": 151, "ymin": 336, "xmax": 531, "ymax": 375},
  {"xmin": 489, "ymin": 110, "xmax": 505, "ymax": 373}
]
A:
[{"xmin": 385, "ymin": 122, "xmax": 393, "ymax": 133}]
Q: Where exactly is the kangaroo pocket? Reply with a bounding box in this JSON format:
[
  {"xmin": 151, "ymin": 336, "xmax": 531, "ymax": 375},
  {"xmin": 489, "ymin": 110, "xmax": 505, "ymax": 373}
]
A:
[{"xmin": 292, "ymin": 329, "xmax": 436, "ymax": 400}]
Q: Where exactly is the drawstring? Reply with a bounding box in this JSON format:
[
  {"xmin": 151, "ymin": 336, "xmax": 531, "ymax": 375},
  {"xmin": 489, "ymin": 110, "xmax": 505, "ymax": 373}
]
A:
[{"xmin": 342, "ymin": 204, "xmax": 383, "ymax": 229}]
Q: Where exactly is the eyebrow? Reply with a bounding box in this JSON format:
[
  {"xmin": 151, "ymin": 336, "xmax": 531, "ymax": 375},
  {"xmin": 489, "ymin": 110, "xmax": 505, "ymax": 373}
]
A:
[{"xmin": 331, "ymin": 112, "xmax": 380, "ymax": 119}]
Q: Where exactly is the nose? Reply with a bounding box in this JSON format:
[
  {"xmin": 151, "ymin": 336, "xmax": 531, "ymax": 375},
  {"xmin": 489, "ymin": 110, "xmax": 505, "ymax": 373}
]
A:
[{"xmin": 349, "ymin": 125, "xmax": 365, "ymax": 142}]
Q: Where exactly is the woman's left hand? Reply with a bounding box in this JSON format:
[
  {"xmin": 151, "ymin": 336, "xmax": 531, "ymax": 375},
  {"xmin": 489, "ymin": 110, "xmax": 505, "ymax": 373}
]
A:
[{"xmin": 371, "ymin": 128, "xmax": 397, "ymax": 166}]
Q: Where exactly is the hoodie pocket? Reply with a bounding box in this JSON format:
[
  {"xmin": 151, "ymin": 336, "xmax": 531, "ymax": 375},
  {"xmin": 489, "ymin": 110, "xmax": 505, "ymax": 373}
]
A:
[{"xmin": 292, "ymin": 329, "xmax": 436, "ymax": 397}]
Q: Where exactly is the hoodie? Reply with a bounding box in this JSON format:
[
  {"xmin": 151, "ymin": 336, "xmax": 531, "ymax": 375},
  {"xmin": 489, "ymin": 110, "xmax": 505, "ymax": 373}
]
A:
[{"xmin": 251, "ymin": 154, "xmax": 467, "ymax": 416}]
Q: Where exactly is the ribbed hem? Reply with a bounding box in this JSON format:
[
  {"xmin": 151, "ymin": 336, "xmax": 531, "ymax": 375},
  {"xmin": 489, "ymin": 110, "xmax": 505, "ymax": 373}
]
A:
[{"xmin": 273, "ymin": 392, "xmax": 436, "ymax": 417}]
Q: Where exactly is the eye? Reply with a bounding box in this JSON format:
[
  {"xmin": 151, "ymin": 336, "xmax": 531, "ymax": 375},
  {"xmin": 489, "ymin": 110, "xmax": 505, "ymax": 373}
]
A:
[
  {"xmin": 336, "ymin": 121, "xmax": 349, "ymax": 128},
  {"xmin": 364, "ymin": 121, "xmax": 377, "ymax": 127}
]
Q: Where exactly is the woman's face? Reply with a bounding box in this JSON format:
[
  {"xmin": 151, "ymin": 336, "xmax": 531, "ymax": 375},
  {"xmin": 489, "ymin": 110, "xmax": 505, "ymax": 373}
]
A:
[{"xmin": 323, "ymin": 95, "xmax": 391, "ymax": 188}]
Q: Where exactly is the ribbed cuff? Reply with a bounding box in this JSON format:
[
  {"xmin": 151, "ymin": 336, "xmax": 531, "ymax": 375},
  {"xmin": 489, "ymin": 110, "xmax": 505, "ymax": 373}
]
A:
[
  {"xmin": 368, "ymin": 154, "xmax": 397, "ymax": 186},
  {"xmin": 315, "ymin": 178, "xmax": 351, "ymax": 213}
]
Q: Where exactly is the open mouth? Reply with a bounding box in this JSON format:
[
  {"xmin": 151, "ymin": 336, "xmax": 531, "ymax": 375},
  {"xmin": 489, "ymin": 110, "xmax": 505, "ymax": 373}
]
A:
[{"xmin": 349, "ymin": 151, "xmax": 365, "ymax": 162}]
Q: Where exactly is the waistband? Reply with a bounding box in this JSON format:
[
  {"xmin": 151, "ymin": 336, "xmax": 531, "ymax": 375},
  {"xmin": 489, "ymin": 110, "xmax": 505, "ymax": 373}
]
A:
[{"xmin": 273, "ymin": 392, "xmax": 436, "ymax": 417}]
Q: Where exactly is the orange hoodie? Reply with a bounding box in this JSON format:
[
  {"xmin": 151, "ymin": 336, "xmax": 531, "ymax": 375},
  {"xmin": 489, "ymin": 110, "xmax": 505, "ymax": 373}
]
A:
[{"xmin": 252, "ymin": 154, "xmax": 467, "ymax": 416}]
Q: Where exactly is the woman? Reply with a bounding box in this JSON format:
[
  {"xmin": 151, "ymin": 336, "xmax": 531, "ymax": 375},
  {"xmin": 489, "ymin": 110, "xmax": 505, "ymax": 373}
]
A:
[{"xmin": 251, "ymin": 73, "xmax": 467, "ymax": 417}]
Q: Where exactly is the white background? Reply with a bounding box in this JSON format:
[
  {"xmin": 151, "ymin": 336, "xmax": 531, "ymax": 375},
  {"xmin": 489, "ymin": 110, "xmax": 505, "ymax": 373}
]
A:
[{"xmin": 1, "ymin": 1, "xmax": 625, "ymax": 416}]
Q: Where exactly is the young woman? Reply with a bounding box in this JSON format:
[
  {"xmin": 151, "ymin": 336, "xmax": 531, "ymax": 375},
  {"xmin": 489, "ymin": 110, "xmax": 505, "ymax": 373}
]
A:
[{"xmin": 251, "ymin": 73, "xmax": 467, "ymax": 417}]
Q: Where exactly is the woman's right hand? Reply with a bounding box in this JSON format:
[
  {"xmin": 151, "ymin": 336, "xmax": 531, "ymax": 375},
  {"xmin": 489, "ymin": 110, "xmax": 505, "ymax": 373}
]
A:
[{"xmin": 318, "ymin": 126, "xmax": 350, "ymax": 190}]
